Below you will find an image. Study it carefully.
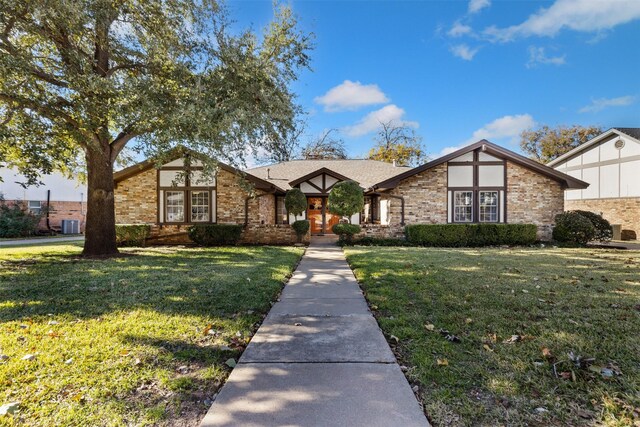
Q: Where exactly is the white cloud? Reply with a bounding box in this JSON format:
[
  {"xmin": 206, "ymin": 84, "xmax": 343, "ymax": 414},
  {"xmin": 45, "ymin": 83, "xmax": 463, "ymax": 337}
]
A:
[
  {"xmin": 343, "ymin": 105, "xmax": 418, "ymax": 137},
  {"xmin": 314, "ymin": 80, "xmax": 390, "ymax": 112},
  {"xmin": 579, "ymin": 95, "xmax": 636, "ymax": 113},
  {"xmin": 450, "ymin": 44, "xmax": 479, "ymax": 60},
  {"xmin": 466, "ymin": 114, "xmax": 535, "ymax": 144},
  {"xmin": 437, "ymin": 145, "xmax": 466, "ymax": 157},
  {"xmin": 526, "ymin": 46, "xmax": 566, "ymax": 68},
  {"xmin": 448, "ymin": 21, "xmax": 473, "ymax": 37},
  {"xmin": 469, "ymin": 0, "xmax": 491, "ymax": 14},
  {"xmin": 484, "ymin": 0, "xmax": 640, "ymax": 42}
]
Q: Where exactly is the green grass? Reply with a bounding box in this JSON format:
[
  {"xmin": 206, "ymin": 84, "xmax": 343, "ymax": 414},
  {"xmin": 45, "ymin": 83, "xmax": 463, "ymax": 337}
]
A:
[
  {"xmin": 0, "ymin": 243, "xmax": 303, "ymax": 426},
  {"xmin": 345, "ymin": 246, "xmax": 640, "ymax": 427}
]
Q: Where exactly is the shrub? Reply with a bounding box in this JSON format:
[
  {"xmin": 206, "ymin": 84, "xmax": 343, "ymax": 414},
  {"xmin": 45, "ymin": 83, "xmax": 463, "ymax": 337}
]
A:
[
  {"xmin": 284, "ymin": 189, "xmax": 306, "ymax": 221},
  {"xmin": 115, "ymin": 224, "xmax": 151, "ymax": 247},
  {"xmin": 0, "ymin": 199, "xmax": 43, "ymax": 238},
  {"xmin": 339, "ymin": 236, "xmax": 412, "ymax": 247},
  {"xmin": 328, "ymin": 180, "xmax": 364, "ymax": 222},
  {"xmin": 552, "ymin": 212, "xmax": 596, "ymax": 245},
  {"xmin": 291, "ymin": 220, "xmax": 310, "ymax": 243},
  {"xmin": 405, "ymin": 224, "xmax": 537, "ymax": 247},
  {"xmin": 572, "ymin": 210, "xmax": 612, "ymax": 241},
  {"xmin": 332, "ymin": 223, "xmax": 361, "ymax": 242},
  {"xmin": 187, "ymin": 224, "xmax": 243, "ymax": 246}
]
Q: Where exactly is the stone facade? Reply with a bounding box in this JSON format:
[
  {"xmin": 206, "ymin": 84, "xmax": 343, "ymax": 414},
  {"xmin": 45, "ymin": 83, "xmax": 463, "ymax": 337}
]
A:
[
  {"xmin": 240, "ymin": 224, "xmax": 310, "ymax": 245},
  {"xmin": 356, "ymin": 224, "xmax": 405, "ymax": 239},
  {"xmin": 565, "ymin": 197, "xmax": 639, "ymax": 238},
  {"xmin": 506, "ymin": 161, "xmax": 564, "ymax": 240}
]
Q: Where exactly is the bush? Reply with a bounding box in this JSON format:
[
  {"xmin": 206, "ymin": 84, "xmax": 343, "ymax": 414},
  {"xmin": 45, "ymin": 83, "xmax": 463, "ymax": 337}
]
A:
[
  {"xmin": 291, "ymin": 220, "xmax": 310, "ymax": 243},
  {"xmin": 187, "ymin": 224, "xmax": 243, "ymax": 246},
  {"xmin": 405, "ymin": 224, "xmax": 537, "ymax": 247},
  {"xmin": 332, "ymin": 223, "xmax": 361, "ymax": 242},
  {"xmin": 285, "ymin": 189, "xmax": 307, "ymax": 221},
  {"xmin": 328, "ymin": 180, "xmax": 364, "ymax": 221},
  {"xmin": 0, "ymin": 200, "xmax": 43, "ymax": 238},
  {"xmin": 552, "ymin": 212, "xmax": 596, "ymax": 245},
  {"xmin": 572, "ymin": 210, "xmax": 612, "ymax": 241},
  {"xmin": 339, "ymin": 236, "xmax": 412, "ymax": 247},
  {"xmin": 115, "ymin": 224, "xmax": 151, "ymax": 247}
]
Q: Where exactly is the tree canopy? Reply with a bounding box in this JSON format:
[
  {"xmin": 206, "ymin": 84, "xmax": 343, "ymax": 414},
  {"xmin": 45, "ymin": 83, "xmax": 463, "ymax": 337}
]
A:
[
  {"xmin": 519, "ymin": 125, "xmax": 602, "ymax": 163},
  {"xmin": 301, "ymin": 129, "xmax": 347, "ymax": 160},
  {"xmin": 0, "ymin": 0, "xmax": 311, "ymax": 255},
  {"xmin": 367, "ymin": 120, "xmax": 425, "ymax": 167},
  {"xmin": 328, "ymin": 180, "xmax": 363, "ymax": 223}
]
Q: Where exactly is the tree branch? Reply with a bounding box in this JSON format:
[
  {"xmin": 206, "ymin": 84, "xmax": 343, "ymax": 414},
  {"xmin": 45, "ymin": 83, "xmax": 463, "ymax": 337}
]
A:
[{"xmin": 109, "ymin": 128, "xmax": 139, "ymax": 163}]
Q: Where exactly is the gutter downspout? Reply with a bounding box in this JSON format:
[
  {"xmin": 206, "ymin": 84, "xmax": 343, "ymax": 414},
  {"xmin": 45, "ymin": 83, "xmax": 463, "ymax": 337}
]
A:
[{"xmin": 46, "ymin": 189, "xmax": 51, "ymax": 232}]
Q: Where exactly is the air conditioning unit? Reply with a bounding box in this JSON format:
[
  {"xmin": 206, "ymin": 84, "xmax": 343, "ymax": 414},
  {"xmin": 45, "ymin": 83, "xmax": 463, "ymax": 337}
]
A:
[{"xmin": 61, "ymin": 220, "xmax": 80, "ymax": 234}]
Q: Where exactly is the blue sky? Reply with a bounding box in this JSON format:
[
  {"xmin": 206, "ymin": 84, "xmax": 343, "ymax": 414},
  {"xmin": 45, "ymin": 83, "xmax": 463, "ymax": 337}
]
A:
[{"xmin": 229, "ymin": 0, "xmax": 640, "ymax": 159}]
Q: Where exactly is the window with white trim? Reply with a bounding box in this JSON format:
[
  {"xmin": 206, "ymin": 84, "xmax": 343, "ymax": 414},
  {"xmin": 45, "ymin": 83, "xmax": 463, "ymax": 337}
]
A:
[
  {"xmin": 453, "ymin": 191, "xmax": 473, "ymax": 222},
  {"xmin": 166, "ymin": 191, "xmax": 185, "ymax": 222},
  {"xmin": 479, "ymin": 191, "xmax": 498, "ymax": 223},
  {"xmin": 28, "ymin": 201, "xmax": 42, "ymax": 215},
  {"xmin": 190, "ymin": 191, "xmax": 209, "ymax": 222}
]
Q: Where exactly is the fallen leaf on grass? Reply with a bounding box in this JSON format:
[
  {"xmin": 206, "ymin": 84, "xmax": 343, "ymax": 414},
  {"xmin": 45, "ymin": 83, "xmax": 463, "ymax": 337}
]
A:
[
  {"xmin": 225, "ymin": 358, "xmax": 237, "ymax": 368},
  {"xmin": 390, "ymin": 335, "xmax": 399, "ymax": 343},
  {"xmin": 483, "ymin": 344, "xmax": 493, "ymax": 352},
  {"xmin": 424, "ymin": 324, "xmax": 435, "ymax": 331},
  {"xmin": 21, "ymin": 354, "xmax": 36, "ymax": 361},
  {"xmin": 465, "ymin": 318, "xmax": 473, "ymax": 324},
  {"xmin": 541, "ymin": 347, "xmax": 553, "ymax": 360},
  {"xmin": 436, "ymin": 358, "xmax": 449, "ymax": 366},
  {"xmin": 0, "ymin": 402, "xmax": 20, "ymax": 416},
  {"xmin": 503, "ymin": 334, "xmax": 534, "ymax": 344}
]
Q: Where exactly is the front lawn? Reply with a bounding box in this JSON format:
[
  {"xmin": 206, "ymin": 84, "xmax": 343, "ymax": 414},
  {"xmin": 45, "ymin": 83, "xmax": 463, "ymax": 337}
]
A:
[
  {"xmin": 0, "ymin": 244, "xmax": 303, "ymax": 426},
  {"xmin": 345, "ymin": 247, "xmax": 640, "ymax": 426}
]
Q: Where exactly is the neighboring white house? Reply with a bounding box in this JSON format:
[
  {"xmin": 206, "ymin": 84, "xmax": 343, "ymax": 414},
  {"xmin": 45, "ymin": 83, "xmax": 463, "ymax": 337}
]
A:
[
  {"xmin": 0, "ymin": 168, "xmax": 87, "ymax": 233},
  {"xmin": 548, "ymin": 128, "xmax": 640, "ymax": 240}
]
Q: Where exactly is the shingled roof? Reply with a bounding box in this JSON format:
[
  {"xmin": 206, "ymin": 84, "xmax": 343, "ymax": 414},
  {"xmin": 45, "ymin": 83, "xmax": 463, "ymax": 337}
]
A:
[{"xmin": 246, "ymin": 159, "xmax": 411, "ymax": 191}]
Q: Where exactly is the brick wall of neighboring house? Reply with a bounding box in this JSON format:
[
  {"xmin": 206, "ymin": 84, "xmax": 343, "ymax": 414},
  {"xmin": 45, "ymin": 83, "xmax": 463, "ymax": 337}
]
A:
[
  {"xmin": 386, "ymin": 163, "xmax": 448, "ymax": 225},
  {"xmin": 3, "ymin": 199, "xmax": 87, "ymax": 233},
  {"xmin": 506, "ymin": 161, "xmax": 564, "ymax": 240},
  {"xmin": 565, "ymin": 198, "xmax": 640, "ymax": 238}
]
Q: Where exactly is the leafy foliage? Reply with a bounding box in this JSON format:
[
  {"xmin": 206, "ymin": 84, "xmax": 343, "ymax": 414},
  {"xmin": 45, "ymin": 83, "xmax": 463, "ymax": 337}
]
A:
[
  {"xmin": 520, "ymin": 125, "xmax": 602, "ymax": 163},
  {"xmin": 301, "ymin": 129, "xmax": 347, "ymax": 159},
  {"xmin": 0, "ymin": 1, "xmax": 312, "ymax": 255},
  {"xmin": 291, "ymin": 219, "xmax": 309, "ymax": 241},
  {"xmin": 572, "ymin": 210, "xmax": 612, "ymax": 242},
  {"xmin": 405, "ymin": 224, "xmax": 538, "ymax": 247},
  {"xmin": 332, "ymin": 223, "xmax": 361, "ymax": 242},
  {"xmin": 552, "ymin": 211, "xmax": 597, "ymax": 245},
  {"xmin": 115, "ymin": 224, "xmax": 151, "ymax": 247},
  {"xmin": 0, "ymin": 198, "xmax": 43, "ymax": 237},
  {"xmin": 187, "ymin": 224, "xmax": 244, "ymax": 246},
  {"xmin": 284, "ymin": 188, "xmax": 306, "ymax": 220},
  {"xmin": 367, "ymin": 120, "xmax": 426, "ymax": 166},
  {"xmin": 327, "ymin": 180, "xmax": 364, "ymax": 222}
]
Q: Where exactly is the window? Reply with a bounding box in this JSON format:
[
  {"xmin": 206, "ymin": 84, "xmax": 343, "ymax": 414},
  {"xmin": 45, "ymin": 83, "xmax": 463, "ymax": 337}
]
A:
[
  {"xmin": 453, "ymin": 191, "xmax": 473, "ymax": 222},
  {"xmin": 190, "ymin": 191, "xmax": 209, "ymax": 222},
  {"xmin": 276, "ymin": 196, "xmax": 288, "ymax": 224},
  {"xmin": 479, "ymin": 191, "xmax": 498, "ymax": 222},
  {"xmin": 166, "ymin": 191, "xmax": 184, "ymax": 222},
  {"xmin": 28, "ymin": 201, "xmax": 42, "ymax": 215}
]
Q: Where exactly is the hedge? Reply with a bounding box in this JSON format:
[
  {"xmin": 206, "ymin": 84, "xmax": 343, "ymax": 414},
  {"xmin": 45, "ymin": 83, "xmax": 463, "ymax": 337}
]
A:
[
  {"xmin": 115, "ymin": 224, "xmax": 151, "ymax": 247},
  {"xmin": 571, "ymin": 210, "xmax": 612, "ymax": 241},
  {"xmin": 405, "ymin": 223, "xmax": 538, "ymax": 247},
  {"xmin": 552, "ymin": 212, "xmax": 596, "ymax": 245},
  {"xmin": 187, "ymin": 224, "xmax": 243, "ymax": 246},
  {"xmin": 332, "ymin": 223, "xmax": 361, "ymax": 239}
]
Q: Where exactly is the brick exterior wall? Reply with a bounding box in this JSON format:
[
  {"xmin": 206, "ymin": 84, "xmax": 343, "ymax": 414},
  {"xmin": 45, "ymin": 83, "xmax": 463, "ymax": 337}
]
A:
[
  {"xmin": 506, "ymin": 161, "xmax": 564, "ymax": 240},
  {"xmin": 4, "ymin": 199, "xmax": 87, "ymax": 233},
  {"xmin": 114, "ymin": 168, "xmax": 157, "ymax": 224},
  {"xmin": 356, "ymin": 224, "xmax": 405, "ymax": 239},
  {"xmin": 565, "ymin": 198, "xmax": 639, "ymax": 238},
  {"xmin": 240, "ymin": 224, "xmax": 310, "ymax": 245},
  {"xmin": 386, "ymin": 163, "xmax": 448, "ymax": 224}
]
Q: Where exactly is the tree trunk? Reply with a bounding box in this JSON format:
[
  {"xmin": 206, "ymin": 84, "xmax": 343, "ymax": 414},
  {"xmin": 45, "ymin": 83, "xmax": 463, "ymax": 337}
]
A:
[{"xmin": 82, "ymin": 144, "xmax": 118, "ymax": 256}]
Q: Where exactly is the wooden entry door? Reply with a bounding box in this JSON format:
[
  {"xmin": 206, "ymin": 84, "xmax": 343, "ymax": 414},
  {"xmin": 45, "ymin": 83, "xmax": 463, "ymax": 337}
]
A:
[{"xmin": 308, "ymin": 197, "xmax": 324, "ymax": 234}]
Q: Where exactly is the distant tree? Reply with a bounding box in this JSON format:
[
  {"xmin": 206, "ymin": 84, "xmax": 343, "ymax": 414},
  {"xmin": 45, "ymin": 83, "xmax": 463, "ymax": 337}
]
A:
[
  {"xmin": 258, "ymin": 118, "xmax": 306, "ymax": 164},
  {"xmin": 520, "ymin": 125, "xmax": 603, "ymax": 163},
  {"xmin": 284, "ymin": 188, "xmax": 306, "ymax": 220},
  {"xmin": 367, "ymin": 121, "xmax": 426, "ymax": 166},
  {"xmin": 301, "ymin": 129, "xmax": 347, "ymax": 159},
  {"xmin": 328, "ymin": 180, "xmax": 363, "ymax": 223}
]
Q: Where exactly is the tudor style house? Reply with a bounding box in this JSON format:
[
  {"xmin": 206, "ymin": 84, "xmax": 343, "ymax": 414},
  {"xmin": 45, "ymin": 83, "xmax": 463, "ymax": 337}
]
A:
[
  {"xmin": 113, "ymin": 140, "xmax": 587, "ymax": 244},
  {"xmin": 548, "ymin": 128, "xmax": 640, "ymax": 240}
]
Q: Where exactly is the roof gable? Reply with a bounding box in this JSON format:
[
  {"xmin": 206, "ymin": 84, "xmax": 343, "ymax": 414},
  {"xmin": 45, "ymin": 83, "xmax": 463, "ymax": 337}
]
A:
[
  {"xmin": 288, "ymin": 167, "xmax": 357, "ymax": 188},
  {"xmin": 371, "ymin": 140, "xmax": 588, "ymax": 190},
  {"xmin": 547, "ymin": 128, "xmax": 640, "ymax": 167}
]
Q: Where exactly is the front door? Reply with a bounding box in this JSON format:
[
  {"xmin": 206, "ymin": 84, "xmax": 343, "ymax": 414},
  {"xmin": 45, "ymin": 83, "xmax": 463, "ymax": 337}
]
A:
[{"xmin": 307, "ymin": 197, "xmax": 341, "ymax": 234}]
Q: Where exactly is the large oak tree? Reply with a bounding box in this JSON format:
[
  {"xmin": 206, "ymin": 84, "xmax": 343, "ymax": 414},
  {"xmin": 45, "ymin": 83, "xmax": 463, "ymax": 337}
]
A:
[{"xmin": 0, "ymin": 0, "xmax": 311, "ymax": 256}]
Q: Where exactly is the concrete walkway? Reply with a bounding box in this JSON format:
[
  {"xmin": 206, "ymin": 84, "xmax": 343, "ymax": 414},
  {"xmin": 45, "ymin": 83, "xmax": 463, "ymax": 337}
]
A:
[{"xmin": 200, "ymin": 237, "xmax": 429, "ymax": 427}]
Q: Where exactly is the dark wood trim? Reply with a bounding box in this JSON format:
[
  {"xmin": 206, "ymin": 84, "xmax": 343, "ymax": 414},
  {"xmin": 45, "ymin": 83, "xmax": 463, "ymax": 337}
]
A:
[
  {"xmin": 304, "ymin": 180, "xmax": 324, "ymax": 193},
  {"xmin": 159, "ymin": 166, "xmax": 204, "ymax": 171},
  {"xmin": 448, "ymin": 161, "xmax": 504, "ymax": 166},
  {"xmin": 156, "ymin": 169, "xmax": 161, "ymax": 225},
  {"xmin": 504, "ymin": 161, "xmax": 508, "ymax": 223},
  {"xmin": 288, "ymin": 167, "xmax": 356, "ymax": 188}
]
